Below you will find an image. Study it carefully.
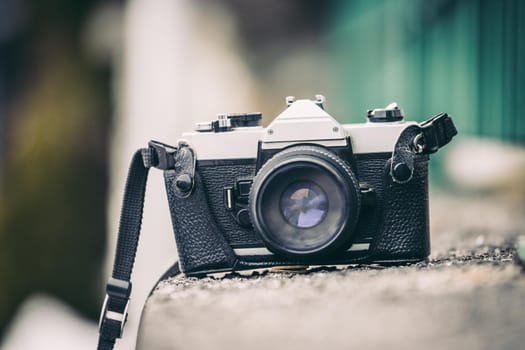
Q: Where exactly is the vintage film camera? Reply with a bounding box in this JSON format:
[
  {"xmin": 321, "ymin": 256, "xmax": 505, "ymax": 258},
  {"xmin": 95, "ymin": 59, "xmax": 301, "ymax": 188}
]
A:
[
  {"xmin": 161, "ymin": 95, "xmax": 457, "ymax": 275},
  {"xmin": 97, "ymin": 95, "xmax": 456, "ymax": 348}
]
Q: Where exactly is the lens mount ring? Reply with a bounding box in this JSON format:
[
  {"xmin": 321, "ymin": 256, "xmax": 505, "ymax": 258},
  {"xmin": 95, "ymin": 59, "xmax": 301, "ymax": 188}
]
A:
[{"xmin": 249, "ymin": 145, "xmax": 361, "ymax": 259}]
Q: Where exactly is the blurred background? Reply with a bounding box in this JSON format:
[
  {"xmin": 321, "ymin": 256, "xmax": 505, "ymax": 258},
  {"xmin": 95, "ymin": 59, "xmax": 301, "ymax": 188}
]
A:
[{"xmin": 0, "ymin": 0, "xmax": 523, "ymax": 349}]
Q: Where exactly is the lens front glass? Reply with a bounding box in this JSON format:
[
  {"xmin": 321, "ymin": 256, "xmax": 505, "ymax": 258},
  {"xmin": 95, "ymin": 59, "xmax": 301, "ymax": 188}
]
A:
[{"xmin": 279, "ymin": 181, "xmax": 328, "ymax": 228}]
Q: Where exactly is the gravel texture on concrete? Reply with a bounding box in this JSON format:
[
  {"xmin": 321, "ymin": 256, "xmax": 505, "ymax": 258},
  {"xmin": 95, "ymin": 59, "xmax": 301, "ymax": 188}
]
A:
[{"xmin": 137, "ymin": 193, "xmax": 525, "ymax": 350}]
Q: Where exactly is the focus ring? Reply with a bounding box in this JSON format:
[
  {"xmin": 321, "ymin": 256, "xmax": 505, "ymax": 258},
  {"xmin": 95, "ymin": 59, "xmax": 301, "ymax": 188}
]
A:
[{"xmin": 251, "ymin": 145, "xmax": 360, "ymax": 210}]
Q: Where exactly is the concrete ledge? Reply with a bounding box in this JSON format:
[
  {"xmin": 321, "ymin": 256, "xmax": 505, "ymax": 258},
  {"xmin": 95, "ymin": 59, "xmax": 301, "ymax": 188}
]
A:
[{"xmin": 137, "ymin": 194, "xmax": 525, "ymax": 350}]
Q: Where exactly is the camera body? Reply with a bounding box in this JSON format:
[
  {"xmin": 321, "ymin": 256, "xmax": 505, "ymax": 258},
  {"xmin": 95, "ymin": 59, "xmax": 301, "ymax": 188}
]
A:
[{"xmin": 163, "ymin": 96, "xmax": 452, "ymax": 275}]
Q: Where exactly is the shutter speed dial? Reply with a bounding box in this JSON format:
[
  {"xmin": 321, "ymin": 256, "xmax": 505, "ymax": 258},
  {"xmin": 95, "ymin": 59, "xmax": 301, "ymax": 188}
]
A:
[{"xmin": 367, "ymin": 103, "xmax": 404, "ymax": 123}]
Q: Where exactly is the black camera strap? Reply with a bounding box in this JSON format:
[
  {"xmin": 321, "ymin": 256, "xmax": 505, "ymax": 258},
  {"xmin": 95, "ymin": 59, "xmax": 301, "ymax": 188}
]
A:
[{"xmin": 97, "ymin": 141, "xmax": 181, "ymax": 350}]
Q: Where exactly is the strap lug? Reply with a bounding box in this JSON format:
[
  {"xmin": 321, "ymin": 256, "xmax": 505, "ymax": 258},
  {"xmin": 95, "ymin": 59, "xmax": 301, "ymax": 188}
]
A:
[
  {"xmin": 148, "ymin": 140, "xmax": 178, "ymax": 170},
  {"xmin": 419, "ymin": 112, "xmax": 458, "ymax": 154}
]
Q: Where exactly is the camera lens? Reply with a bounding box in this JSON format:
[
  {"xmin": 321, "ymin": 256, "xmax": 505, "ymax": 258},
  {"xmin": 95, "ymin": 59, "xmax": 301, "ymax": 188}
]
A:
[
  {"xmin": 280, "ymin": 181, "xmax": 328, "ymax": 228},
  {"xmin": 249, "ymin": 145, "xmax": 360, "ymax": 259}
]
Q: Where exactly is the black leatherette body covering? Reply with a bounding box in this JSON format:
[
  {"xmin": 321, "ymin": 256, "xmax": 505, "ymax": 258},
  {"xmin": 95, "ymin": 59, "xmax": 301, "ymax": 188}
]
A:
[
  {"xmin": 165, "ymin": 154, "xmax": 430, "ymax": 274},
  {"xmin": 197, "ymin": 163, "xmax": 260, "ymax": 245},
  {"xmin": 164, "ymin": 170, "xmax": 237, "ymax": 273},
  {"xmin": 370, "ymin": 157, "xmax": 430, "ymax": 260}
]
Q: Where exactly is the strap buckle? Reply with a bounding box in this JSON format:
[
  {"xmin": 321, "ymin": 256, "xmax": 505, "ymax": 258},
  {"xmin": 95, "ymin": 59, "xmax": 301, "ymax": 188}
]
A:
[
  {"xmin": 98, "ymin": 278, "xmax": 132, "ymax": 339},
  {"xmin": 417, "ymin": 112, "xmax": 458, "ymax": 154}
]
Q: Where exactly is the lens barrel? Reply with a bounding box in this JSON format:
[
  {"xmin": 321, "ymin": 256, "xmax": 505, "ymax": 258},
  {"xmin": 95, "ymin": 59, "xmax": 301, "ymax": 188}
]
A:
[{"xmin": 249, "ymin": 145, "xmax": 360, "ymax": 259}]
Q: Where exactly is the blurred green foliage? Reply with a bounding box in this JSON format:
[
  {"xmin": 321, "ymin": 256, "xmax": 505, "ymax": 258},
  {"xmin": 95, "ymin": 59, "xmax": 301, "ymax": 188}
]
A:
[{"xmin": 0, "ymin": 0, "xmax": 111, "ymax": 338}]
